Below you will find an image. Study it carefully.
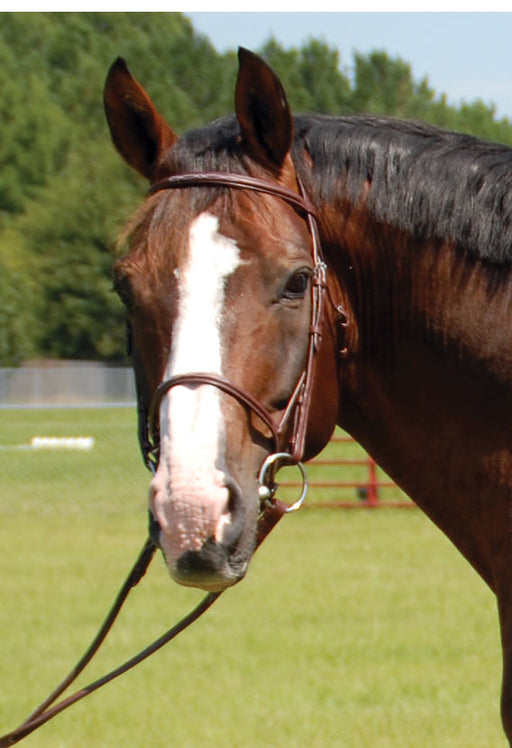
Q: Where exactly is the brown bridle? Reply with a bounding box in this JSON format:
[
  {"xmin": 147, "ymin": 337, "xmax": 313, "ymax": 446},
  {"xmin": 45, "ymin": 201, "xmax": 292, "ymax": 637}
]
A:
[
  {"xmin": 142, "ymin": 171, "xmax": 329, "ymax": 507},
  {"xmin": 0, "ymin": 171, "xmax": 335, "ymax": 746}
]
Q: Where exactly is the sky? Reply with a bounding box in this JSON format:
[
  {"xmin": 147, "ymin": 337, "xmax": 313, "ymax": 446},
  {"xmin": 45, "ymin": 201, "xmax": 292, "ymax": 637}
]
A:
[
  {"xmin": 5, "ymin": 8, "xmax": 512, "ymax": 119},
  {"xmin": 185, "ymin": 12, "xmax": 512, "ymax": 120}
]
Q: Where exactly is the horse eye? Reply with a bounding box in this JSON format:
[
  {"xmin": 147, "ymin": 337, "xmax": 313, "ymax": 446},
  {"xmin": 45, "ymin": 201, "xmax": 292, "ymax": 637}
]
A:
[{"xmin": 282, "ymin": 270, "xmax": 310, "ymax": 300}]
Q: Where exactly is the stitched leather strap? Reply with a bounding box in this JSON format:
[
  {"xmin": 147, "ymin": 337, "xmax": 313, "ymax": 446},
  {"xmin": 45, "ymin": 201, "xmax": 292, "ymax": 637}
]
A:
[
  {"xmin": 147, "ymin": 172, "xmax": 317, "ymax": 218},
  {"xmin": 143, "ymin": 171, "xmax": 326, "ymax": 467}
]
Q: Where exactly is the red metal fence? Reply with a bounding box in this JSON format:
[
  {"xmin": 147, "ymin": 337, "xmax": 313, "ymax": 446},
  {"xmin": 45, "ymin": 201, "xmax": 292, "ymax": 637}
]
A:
[{"xmin": 281, "ymin": 431, "xmax": 414, "ymax": 508}]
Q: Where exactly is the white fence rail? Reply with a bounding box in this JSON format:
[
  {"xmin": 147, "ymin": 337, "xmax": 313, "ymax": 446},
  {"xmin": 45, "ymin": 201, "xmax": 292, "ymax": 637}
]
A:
[{"xmin": 0, "ymin": 366, "xmax": 136, "ymax": 407}]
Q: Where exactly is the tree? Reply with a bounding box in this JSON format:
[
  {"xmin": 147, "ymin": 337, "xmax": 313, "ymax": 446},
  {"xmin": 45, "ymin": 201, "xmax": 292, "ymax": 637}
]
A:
[
  {"xmin": 2, "ymin": 14, "xmax": 512, "ymax": 364},
  {"xmin": 261, "ymin": 37, "xmax": 352, "ymax": 114},
  {"xmin": 352, "ymin": 50, "xmax": 434, "ymax": 119},
  {"xmin": 0, "ymin": 12, "xmax": 234, "ymax": 361},
  {"xmin": 0, "ymin": 260, "xmax": 34, "ymax": 365}
]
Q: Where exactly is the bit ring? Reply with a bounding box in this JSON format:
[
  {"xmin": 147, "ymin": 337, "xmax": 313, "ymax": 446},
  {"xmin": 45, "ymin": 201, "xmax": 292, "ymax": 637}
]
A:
[{"xmin": 258, "ymin": 452, "xmax": 308, "ymax": 513}]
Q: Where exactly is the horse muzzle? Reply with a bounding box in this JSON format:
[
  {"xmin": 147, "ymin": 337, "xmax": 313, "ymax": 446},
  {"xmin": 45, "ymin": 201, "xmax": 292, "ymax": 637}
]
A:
[
  {"xmin": 148, "ymin": 453, "xmax": 308, "ymax": 591},
  {"xmin": 148, "ymin": 473, "xmax": 257, "ymax": 592},
  {"xmin": 143, "ymin": 360, "xmax": 312, "ymax": 593}
]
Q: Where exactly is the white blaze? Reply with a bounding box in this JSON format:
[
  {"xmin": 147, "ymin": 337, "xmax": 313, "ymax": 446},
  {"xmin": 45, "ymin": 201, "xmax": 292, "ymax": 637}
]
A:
[{"xmin": 149, "ymin": 213, "xmax": 241, "ymax": 567}]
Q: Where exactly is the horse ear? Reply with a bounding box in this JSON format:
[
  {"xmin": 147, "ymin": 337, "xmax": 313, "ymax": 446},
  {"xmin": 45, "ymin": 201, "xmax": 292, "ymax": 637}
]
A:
[
  {"xmin": 235, "ymin": 47, "xmax": 293, "ymax": 171},
  {"xmin": 104, "ymin": 57, "xmax": 177, "ymax": 180}
]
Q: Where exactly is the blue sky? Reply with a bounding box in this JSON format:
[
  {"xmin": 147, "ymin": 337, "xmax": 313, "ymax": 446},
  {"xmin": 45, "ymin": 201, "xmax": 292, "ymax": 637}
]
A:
[{"xmin": 186, "ymin": 12, "xmax": 512, "ymax": 120}]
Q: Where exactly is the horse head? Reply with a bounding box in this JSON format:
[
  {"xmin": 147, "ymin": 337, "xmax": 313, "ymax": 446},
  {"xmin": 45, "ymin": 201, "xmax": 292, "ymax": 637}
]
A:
[{"xmin": 104, "ymin": 49, "xmax": 340, "ymax": 592}]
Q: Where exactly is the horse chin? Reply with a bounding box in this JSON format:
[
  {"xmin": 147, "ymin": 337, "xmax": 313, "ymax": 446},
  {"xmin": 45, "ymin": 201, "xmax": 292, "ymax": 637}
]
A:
[
  {"xmin": 170, "ymin": 548, "xmax": 249, "ymax": 592},
  {"xmin": 149, "ymin": 505, "xmax": 257, "ymax": 592}
]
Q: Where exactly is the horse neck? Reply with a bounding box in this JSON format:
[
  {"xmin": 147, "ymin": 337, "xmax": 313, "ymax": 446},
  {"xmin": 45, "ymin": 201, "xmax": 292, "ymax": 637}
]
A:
[
  {"xmin": 317, "ymin": 195, "xmax": 512, "ymax": 378},
  {"xmin": 314, "ymin": 197, "xmax": 512, "ymax": 586}
]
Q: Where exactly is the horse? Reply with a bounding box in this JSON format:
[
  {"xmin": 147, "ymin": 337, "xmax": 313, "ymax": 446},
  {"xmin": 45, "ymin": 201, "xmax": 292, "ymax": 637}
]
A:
[{"xmin": 104, "ymin": 48, "xmax": 512, "ymax": 742}]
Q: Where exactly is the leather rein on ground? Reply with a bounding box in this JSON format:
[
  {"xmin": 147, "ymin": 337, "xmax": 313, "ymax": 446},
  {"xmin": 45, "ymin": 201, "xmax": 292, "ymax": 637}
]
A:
[{"xmin": 0, "ymin": 172, "xmax": 328, "ymax": 746}]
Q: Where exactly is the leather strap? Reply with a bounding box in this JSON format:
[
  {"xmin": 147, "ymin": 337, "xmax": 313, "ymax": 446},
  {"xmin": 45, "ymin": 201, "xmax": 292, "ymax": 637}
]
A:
[
  {"xmin": 142, "ymin": 171, "xmax": 326, "ymax": 468},
  {"xmin": 147, "ymin": 172, "xmax": 317, "ymax": 218},
  {"xmin": 149, "ymin": 372, "xmax": 280, "ymax": 451}
]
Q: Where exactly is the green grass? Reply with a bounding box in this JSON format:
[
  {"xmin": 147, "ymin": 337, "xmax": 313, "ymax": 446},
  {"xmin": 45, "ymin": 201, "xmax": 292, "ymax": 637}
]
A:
[
  {"xmin": 0, "ymin": 407, "xmax": 148, "ymax": 516},
  {"xmin": 0, "ymin": 408, "xmax": 506, "ymax": 746}
]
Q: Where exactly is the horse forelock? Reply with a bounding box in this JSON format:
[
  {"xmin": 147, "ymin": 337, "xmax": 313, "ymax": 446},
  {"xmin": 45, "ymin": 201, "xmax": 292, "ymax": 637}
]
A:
[{"xmin": 118, "ymin": 114, "xmax": 283, "ymax": 272}]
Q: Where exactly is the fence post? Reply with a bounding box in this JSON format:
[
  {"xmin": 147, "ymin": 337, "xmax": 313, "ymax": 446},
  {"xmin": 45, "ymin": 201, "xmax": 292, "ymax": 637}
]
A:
[{"xmin": 367, "ymin": 457, "xmax": 379, "ymax": 506}]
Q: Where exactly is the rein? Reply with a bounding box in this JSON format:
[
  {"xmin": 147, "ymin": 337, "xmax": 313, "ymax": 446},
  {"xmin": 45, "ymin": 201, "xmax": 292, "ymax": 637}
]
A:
[
  {"xmin": 0, "ymin": 171, "xmax": 329, "ymax": 745},
  {"xmin": 0, "ymin": 500, "xmax": 287, "ymax": 747}
]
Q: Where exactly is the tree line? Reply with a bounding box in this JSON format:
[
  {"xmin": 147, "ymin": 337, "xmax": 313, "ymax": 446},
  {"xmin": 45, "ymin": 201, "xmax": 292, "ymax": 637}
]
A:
[{"xmin": 2, "ymin": 12, "xmax": 511, "ymax": 365}]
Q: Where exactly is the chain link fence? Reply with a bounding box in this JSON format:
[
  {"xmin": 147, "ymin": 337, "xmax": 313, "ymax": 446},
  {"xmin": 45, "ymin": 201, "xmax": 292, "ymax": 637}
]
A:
[
  {"xmin": 0, "ymin": 365, "xmax": 135, "ymax": 407},
  {"xmin": 0, "ymin": 365, "xmax": 147, "ymax": 515}
]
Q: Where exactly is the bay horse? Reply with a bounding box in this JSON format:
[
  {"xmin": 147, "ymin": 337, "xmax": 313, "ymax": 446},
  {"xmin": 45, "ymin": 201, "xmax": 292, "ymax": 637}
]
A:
[{"xmin": 104, "ymin": 48, "xmax": 512, "ymax": 741}]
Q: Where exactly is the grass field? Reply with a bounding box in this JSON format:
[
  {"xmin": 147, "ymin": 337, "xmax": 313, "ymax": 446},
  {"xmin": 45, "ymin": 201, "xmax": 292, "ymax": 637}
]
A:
[{"xmin": 0, "ymin": 408, "xmax": 506, "ymax": 746}]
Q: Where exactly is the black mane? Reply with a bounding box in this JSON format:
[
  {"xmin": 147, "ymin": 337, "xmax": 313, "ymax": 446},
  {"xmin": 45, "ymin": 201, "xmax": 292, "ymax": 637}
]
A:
[
  {"xmin": 169, "ymin": 112, "xmax": 512, "ymax": 266},
  {"xmin": 293, "ymin": 113, "xmax": 512, "ymax": 265}
]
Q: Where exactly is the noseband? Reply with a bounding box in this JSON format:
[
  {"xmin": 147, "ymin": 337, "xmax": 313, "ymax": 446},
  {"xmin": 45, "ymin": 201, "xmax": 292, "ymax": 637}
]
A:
[{"xmin": 141, "ymin": 171, "xmax": 328, "ymax": 509}]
